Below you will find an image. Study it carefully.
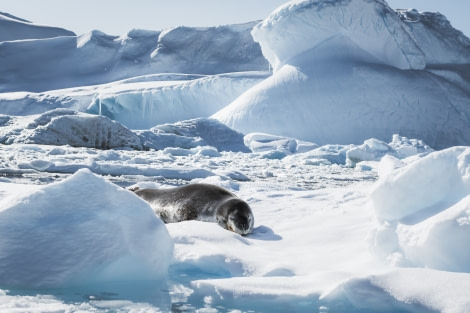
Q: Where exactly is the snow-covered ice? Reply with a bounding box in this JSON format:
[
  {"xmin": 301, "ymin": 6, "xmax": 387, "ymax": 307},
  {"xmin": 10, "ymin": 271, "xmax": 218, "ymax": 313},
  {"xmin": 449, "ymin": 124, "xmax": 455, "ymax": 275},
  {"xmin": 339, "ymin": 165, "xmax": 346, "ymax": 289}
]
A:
[
  {"xmin": 1, "ymin": 0, "xmax": 470, "ymax": 312},
  {"xmin": 0, "ymin": 137, "xmax": 469, "ymax": 312}
]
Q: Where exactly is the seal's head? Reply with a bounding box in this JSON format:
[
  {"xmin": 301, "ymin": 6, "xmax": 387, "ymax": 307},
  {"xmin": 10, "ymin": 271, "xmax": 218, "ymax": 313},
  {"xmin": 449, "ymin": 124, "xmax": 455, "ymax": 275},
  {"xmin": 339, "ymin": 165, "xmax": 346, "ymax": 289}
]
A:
[{"xmin": 217, "ymin": 198, "xmax": 254, "ymax": 235}]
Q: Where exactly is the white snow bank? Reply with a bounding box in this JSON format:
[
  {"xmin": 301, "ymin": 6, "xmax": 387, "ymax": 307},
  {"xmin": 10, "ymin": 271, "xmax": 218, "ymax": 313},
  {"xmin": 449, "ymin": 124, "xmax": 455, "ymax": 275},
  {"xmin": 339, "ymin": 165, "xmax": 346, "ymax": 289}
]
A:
[
  {"xmin": 252, "ymin": 0, "xmax": 425, "ymax": 71},
  {"xmin": 0, "ymin": 22, "xmax": 267, "ymax": 92},
  {"xmin": 0, "ymin": 12, "xmax": 75, "ymax": 42},
  {"xmin": 370, "ymin": 147, "xmax": 470, "ymax": 272},
  {"xmin": 0, "ymin": 169, "xmax": 173, "ymax": 289}
]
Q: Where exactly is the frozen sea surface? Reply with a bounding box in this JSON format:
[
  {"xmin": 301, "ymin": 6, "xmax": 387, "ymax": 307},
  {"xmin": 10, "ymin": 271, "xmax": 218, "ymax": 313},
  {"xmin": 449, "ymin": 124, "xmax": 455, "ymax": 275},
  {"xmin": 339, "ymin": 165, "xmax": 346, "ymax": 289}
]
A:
[{"xmin": 0, "ymin": 142, "xmax": 469, "ymax": 313}]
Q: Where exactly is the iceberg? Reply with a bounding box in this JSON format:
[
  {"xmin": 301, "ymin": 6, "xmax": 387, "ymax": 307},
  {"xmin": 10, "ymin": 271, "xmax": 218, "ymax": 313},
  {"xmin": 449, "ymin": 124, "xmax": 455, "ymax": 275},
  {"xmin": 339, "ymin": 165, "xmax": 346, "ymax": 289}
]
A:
[
  {"xmin": 0, "ymin": 22, "xmax": 267, "ymax": 92},
  {"xmin": 213, "ymin": 0, "xmax": 470, "ymax": 149}
]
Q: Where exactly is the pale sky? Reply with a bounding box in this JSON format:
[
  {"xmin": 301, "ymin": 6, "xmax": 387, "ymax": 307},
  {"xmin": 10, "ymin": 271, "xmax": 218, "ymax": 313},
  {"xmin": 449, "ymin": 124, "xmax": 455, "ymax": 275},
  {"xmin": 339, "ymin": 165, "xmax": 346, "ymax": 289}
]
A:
[{"xmin": 2, "ymin": 0, "xmax": 469, "ymax": 37}]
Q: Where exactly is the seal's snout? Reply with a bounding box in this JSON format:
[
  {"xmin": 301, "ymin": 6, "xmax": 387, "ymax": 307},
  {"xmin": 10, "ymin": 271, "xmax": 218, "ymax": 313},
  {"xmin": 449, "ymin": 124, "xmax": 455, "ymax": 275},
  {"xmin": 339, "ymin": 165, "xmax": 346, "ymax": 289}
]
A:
[
  {"xmin": 237, "ymin": 217, "xmax": 250, "ymax": 231},
  {"xmin": 229, "ymin": 213, "xmax": 254, "ymax": 236}
]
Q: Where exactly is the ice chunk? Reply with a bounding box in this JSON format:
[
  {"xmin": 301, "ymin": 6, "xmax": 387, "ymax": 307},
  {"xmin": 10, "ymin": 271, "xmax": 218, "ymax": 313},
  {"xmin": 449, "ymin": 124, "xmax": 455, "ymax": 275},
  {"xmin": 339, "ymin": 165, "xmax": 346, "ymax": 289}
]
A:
[
  {"xmin": 244, "ymin": 132, "xmax": 317, "ymax": 154},
  {"xmin": 370, "ymin": 147, "xmax": 470, "ymax": 222},
  {"xmin": 0, "ymin": 169, "xmax": 173, "ymax": 289},
  {"xmin": 214, "ymin": 1, "xmax": 470, "ymax": 149},
  {"xmin": 10, "ymin": 110, "xmax": 142, "ymax": 149},
  {"xmin": 152, "ymin": 118, "xmax": 250, "ymax": 153},
  {"xmin": 370, "ymin": 147, "xmax": 470, "ymax": 272}
]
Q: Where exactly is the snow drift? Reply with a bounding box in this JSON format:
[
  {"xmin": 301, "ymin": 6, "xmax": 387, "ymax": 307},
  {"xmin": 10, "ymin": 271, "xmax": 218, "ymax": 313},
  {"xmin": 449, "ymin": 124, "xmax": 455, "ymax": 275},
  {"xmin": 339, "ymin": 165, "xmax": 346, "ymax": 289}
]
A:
[
  {"xmin": 0, "ymin": 169, "xmax": 173, "ymax": 289},
  {"xmin": 213, "ymin": 0, "xmax": 470, "ymax": 149}
]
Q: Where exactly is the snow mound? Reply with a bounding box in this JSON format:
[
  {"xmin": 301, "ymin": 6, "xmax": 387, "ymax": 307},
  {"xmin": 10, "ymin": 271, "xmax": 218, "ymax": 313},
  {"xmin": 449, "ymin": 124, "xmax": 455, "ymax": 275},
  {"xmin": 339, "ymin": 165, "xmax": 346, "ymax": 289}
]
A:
[
  {"xmin": 0, "ymin": 22, "xmax": 267, "ymax": 92},
  {"xmin": 370, "ymin": 147, "xmax": 470, "ymax": 272},
  {"xmin": 0, "ymin": 169, "xmax": 173, "ymax": 289},
  {"xmin": 0, "ymin": 12, "xmax": 75, "ymax": 42},
  {"xmin": 9, "ymin": 109, "xmax": 142, "ymax": 149},
  {"xmin": 214, "ymin": 0, "xmax": 470, "ymax": 149}
]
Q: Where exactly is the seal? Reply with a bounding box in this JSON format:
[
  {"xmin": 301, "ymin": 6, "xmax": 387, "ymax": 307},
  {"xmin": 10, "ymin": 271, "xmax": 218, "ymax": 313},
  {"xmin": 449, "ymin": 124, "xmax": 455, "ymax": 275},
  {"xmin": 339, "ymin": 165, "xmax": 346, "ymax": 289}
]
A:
[{"xmin": 132, "ymin": 183, "xmax": 254, "ymax": 235}]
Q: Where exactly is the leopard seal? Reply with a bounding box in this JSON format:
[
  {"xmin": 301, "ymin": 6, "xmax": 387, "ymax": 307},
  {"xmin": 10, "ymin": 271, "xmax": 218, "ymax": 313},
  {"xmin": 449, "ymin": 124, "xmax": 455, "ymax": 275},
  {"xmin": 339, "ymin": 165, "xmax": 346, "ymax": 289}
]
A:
[{"xmin": 132, "ymin": 183, "xmax": 254, "ymax": 235}]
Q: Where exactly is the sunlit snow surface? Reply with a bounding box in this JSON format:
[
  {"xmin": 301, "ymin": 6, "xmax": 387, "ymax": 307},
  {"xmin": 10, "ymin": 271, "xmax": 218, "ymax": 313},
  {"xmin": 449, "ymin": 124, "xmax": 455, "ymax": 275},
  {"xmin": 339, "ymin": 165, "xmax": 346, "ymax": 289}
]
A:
[{"xmin": 1, "ymin": 0, "xmax": 470, "ymax": 312}]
